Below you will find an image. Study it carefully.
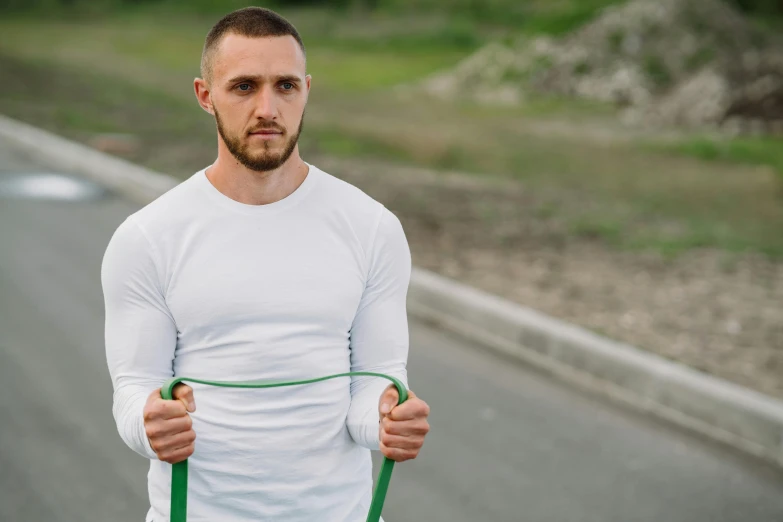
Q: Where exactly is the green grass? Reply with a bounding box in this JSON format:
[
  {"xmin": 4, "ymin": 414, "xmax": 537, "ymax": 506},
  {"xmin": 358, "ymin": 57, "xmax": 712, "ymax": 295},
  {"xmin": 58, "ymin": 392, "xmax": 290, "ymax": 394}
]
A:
[
  {"xmin": 643, "ymin": 54, "xmax": 673, "ymax": 89},
  {"xmin": 0, "ymin": 13, "xmax": 471, "ymax": 94},
  {"xmin": 305, "ymin": 101, "xmax": 783, "ymax": 257},
  {"xmin": 1, "ymin": 4, "xmax": 783, "ymax": 260},
  {"xmin": 378, "ymin": 0, "xmax": 627, "ymax": 34},
  {"xmin": 0, "ymin": 52, "xmax": 216, "ymax": 176},
  {"xmin": 302, "ymin": 126, "xmax": 415, "ymax": 163},
  {"xmin": 658, "ymin": 136, "xmax": 783, "ymax": 184},
  {"xmin": 516, "ymin": 0, "xmax": 628, "ymax": 35}
]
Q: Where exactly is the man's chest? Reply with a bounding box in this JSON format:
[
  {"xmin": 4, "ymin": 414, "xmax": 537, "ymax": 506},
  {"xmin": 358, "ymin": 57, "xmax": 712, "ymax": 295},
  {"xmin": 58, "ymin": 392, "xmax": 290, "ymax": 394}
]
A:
[{"xmin": 163, "ymin": 227, "xmax": 367, "ymax": 338}]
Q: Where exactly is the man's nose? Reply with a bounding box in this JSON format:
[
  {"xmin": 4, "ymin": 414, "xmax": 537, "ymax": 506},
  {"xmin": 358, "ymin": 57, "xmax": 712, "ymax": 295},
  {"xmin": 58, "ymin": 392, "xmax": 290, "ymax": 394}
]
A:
[{"xmin": 254, "ymin": 87, "xmax": 277, "ymax": 120}]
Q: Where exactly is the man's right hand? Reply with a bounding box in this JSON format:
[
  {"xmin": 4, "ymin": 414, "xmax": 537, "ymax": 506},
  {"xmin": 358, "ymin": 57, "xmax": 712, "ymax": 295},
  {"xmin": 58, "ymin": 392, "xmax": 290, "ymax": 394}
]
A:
[{"xmin": 143, "ymin": 383, "xmax": 196, "ymax": 464}]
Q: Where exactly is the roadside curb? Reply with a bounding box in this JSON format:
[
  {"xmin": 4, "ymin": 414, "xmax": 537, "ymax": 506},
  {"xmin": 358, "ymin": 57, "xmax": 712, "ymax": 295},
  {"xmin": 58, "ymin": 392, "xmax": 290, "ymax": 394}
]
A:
[
  {"xmin": 0, "ymin": 115, "xmax": 178, "ymax": 204},
  {"xmin": 408, "ymin": 268, "xmax": 783, "ymax": 467},
  {"xmin": 3, "ymin": 113, "xmax": 782, "ymax": 468}
]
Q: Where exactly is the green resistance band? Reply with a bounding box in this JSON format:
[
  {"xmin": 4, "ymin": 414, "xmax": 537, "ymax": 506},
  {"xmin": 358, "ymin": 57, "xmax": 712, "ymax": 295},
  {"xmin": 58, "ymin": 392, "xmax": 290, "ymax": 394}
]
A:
[{"xmin": 160, "ymin": 372, "xmax": 409, "ymax": 522}]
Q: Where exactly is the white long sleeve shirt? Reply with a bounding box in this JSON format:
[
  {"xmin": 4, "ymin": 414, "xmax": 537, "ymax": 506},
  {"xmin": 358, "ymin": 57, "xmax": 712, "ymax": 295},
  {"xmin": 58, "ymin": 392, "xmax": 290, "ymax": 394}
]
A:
[{"xmin": 101, "ymin": 163, "xmax": 411, "ymax": 522}]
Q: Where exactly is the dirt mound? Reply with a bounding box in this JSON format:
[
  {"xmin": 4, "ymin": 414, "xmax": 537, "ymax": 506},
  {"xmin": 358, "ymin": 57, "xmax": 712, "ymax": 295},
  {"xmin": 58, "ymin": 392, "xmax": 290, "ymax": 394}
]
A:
[{"xmin": 422, "ymin": 0, "xmax": 783, "ymax": 133}]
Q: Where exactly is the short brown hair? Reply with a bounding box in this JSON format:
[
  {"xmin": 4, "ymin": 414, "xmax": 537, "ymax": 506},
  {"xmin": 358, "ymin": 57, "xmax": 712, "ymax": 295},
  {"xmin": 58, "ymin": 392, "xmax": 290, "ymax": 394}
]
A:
[{"xmin": 200, "ymin": 7, "xmax": 306, "ymax": 83}]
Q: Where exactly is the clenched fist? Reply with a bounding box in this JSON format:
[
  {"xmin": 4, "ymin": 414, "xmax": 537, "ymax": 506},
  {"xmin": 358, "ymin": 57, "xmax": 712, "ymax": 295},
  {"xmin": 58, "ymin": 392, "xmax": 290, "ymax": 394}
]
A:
[
  {"xmin": 378, "ymin": 385, "xmax": 430, "ymax": 462},
  {"xmin": 143, "ymin": 383, "xmax": 197, "ymax": 464}
]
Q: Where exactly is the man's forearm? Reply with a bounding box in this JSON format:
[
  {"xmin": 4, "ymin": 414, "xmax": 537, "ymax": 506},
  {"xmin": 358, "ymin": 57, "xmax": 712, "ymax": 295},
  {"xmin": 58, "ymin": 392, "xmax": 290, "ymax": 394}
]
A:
[
  {"xmin": 346, "ymin": 372, "xmax": 408, "ymax": 451},
  {"xmin": 112, "ymin": 383, "xmax": 159, "ymax": 460}
]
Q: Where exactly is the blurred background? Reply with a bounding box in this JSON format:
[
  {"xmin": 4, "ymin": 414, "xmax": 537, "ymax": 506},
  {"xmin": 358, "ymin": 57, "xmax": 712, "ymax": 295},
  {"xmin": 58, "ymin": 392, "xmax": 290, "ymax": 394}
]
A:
[{"xmin": 1, "ymin": 0, "xmax": 783, "ymax": 520}]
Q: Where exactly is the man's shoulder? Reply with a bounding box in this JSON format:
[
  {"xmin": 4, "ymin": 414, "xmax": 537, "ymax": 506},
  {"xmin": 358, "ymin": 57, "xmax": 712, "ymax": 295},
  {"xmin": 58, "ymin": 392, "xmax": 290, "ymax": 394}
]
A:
[
  {"xmin": 311, "ymin": 163, "xmax": 390, "ymax": 223},
  {"xmin": 127, "ymin": 169, "xmax": 204, "ymax": 232}
]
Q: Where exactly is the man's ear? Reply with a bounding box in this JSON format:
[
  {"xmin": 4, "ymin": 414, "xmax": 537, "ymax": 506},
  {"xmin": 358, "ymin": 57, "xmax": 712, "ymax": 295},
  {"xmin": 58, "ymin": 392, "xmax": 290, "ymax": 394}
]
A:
[
  {"xmin": 194, "ymin": 77, "xmax": 214, "ymax": 115},
  {"xmin": 303, "ymin": 74, "xmax": 312, "ymax": 104}
]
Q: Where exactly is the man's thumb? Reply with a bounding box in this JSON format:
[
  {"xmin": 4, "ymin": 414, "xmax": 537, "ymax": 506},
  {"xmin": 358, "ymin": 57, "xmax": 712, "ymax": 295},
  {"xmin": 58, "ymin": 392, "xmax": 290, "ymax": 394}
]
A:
[
  {"xmin": 379, "ymin": 386, "xmax": 398, "ymax": 415},
  {"xmin": 172, "ymin": 383, "xmax": 196, "ymax": 412}
]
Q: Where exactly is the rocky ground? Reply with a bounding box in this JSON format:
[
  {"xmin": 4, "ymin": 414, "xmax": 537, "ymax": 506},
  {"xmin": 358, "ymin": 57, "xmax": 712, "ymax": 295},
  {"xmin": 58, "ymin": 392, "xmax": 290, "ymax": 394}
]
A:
[{"xmin": 422, "ymin": 0, "xmax": 783, "ymax": 134}]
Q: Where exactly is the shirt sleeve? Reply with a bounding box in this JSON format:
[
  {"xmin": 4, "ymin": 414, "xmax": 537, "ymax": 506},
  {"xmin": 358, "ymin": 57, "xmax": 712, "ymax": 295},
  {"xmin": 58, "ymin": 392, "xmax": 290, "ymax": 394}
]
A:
[
  {"xmin": 346, "ymin": 207, "xmax": 412, "ymax": 451},
  {"xmin": 101, "ymin": 216, "xmax": 177, "ymax": 460}
]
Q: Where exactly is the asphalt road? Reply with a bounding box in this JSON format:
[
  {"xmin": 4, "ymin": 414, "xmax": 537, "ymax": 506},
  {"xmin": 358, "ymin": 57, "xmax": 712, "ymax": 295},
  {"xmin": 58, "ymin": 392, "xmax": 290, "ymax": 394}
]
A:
[{"xmin": 1, "ymin": 136, "xmax": 782, "ymax": 522}]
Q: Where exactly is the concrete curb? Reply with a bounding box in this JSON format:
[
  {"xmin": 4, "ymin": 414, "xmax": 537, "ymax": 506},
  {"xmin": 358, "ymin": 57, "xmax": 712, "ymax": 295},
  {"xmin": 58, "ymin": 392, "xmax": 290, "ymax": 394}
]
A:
[
  {"xmin": 408, "ymin": 269, "xmax": 783, "ymax": 467},
  {"xmin": 2, "ymin": 113, "xmax": 783, "ymax": 468},
  {"xmin": 0, "ymin": 115, "xmax": 177, "ymax": 205}
]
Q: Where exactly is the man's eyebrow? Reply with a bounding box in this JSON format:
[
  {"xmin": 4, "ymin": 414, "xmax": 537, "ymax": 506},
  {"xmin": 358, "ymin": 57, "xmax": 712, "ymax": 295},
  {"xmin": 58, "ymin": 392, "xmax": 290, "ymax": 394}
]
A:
[{"xmin": 225, "ymin": 74, "xmax": 303, "ymax": 85}]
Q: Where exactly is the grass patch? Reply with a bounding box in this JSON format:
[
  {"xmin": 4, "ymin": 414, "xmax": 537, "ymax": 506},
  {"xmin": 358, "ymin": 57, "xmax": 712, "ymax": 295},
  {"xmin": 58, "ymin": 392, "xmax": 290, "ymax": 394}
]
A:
[
  {"xmin": 607, "ymin": 28, "xmax": 625, "ymax": 53},
  {"xmin": 0, "ymin": 52, "xmax": 216, "ymax": 176},
  {"xmin": 0, "ymin": 13, "xmax": 471, "ymax": 94},
  {"xmin": 372, "ymin": 0, "xmax": 627, "ymax": 32},
  {"xmin": 643, "ymin": 54, "xmax": 673, "ymax": 90},
  {"xmin": 517, "ymin": 0, "xmax": 627, "ymax": 35},
  {"xmin": 573, "ymin": 60, "xmax": 593, "ymax": 76},
  {"xmin": 301, "ymin": 126, "xmax": 416, "ymax": 164},
  {"xmin": 685, "ymin": 47, "xmax": 715, "ymax": 70},
  {"xmin": 658, "ymin": 136, "xmax": 783, "ymax": 183},
  {"xmin": 569, "ymin": 218, "xmax": 624, "ymax": 246}
]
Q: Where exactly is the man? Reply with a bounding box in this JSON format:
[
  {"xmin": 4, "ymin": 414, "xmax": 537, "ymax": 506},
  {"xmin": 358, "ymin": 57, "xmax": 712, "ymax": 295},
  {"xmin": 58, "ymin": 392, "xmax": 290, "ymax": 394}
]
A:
[{"xmin": 101, "ymin": 7, "xmax": 430, "ymax": 522}]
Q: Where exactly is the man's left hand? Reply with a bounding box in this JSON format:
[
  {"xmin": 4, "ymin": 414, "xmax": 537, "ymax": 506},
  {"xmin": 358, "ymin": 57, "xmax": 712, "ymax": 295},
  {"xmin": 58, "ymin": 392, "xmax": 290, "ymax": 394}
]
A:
[{"xmin": 378, "ymin": 384, "xmax": 430, "ymax": 462}]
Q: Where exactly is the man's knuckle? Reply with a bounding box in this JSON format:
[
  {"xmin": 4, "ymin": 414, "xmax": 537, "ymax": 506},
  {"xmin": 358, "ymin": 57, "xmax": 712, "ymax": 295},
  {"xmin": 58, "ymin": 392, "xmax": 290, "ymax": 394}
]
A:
[
  {"xmin": 144, "ymin": 406, "xmax": 161, "ymax": 421},
  {"xmin": 166, "ymin": 452, "xmax": 180, "ymax": 464}
]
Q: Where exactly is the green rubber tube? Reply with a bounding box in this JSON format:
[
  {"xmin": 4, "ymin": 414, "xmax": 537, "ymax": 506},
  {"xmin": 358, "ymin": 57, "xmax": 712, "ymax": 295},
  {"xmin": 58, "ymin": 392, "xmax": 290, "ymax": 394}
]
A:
[{"xmin": 159, "ymin": 372, "xmax": 409, "ymax": 522}]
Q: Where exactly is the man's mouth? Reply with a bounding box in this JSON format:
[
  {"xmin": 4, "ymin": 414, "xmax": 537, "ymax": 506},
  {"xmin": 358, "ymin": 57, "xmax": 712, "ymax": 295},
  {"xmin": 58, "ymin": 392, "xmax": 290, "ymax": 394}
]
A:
[{"xmin": 249, "ymin": 129, "xmax": 283, "ymax": 141}]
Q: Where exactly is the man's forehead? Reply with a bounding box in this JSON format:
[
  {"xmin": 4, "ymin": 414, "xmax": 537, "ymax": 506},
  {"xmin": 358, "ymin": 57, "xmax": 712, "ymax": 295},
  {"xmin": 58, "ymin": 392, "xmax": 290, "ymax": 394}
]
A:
[{"xmin": 212, "ymin": 33, "xmax": 305, "ymax": 81}]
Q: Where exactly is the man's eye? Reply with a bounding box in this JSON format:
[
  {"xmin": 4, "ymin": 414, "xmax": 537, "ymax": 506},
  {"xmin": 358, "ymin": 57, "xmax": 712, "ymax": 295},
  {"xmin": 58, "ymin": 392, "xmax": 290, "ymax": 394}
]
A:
[
  {"xmin": 237, "ymin": 84, "xmax": 252, "ymax": 91},
  {"xmin": 281, "ymin": 82, "xmax": 294, "ymax": 90}
]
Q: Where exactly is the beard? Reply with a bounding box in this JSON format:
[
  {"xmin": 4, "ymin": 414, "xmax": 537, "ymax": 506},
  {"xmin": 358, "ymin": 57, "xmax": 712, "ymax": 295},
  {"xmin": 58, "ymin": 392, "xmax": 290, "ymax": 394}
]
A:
[{"xmin": 214, "ymin": 107, "xmax": 304, "ymax": 172}]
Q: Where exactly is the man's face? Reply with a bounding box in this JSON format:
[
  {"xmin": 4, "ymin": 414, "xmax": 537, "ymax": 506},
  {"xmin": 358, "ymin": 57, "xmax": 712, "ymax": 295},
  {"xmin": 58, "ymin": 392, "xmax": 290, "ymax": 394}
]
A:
[{"xmin": 207, "ymin": 33, "xmax": 309, "ymax": 171}]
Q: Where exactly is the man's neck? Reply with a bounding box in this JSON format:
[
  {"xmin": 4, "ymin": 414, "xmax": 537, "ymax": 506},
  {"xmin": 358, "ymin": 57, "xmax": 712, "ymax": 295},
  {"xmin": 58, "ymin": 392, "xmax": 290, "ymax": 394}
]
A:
[{"xmin": 205, "ymin": 153, "xmax": 309, "ymax": 206}]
